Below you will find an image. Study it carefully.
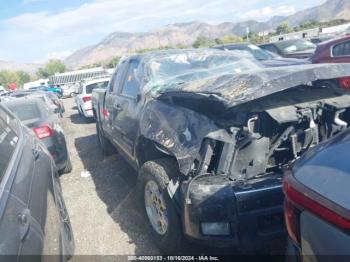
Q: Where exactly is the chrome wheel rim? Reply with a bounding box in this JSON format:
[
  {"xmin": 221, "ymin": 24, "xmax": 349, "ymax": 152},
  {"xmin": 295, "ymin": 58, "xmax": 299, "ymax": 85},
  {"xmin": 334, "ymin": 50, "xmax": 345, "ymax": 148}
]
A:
[{"xmin": 144, "ymin": 180, "xmax": 168, "ymax": 235}]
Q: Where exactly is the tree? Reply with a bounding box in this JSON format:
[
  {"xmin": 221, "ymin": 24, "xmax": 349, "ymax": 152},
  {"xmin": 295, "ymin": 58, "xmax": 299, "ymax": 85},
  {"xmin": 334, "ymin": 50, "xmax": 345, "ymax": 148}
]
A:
[
  {"xmin": 192, "ymin": 36, "xmax": 215, "ymax": 48},
  {"xmin": 36, "ymin": 59, "xmax": 66, "ymax": 78},
  {"xmin": 276, "ymin": 22, "xmax": 293, "ymax": 35},
  {"xmin": 0, "ymin": 70, "xmax": 31, "ymax": 88},
  {"xmin": 214, "ymin": 38, "xmax": 224, "ymax": 45},
  {"xmin": 105, "ymin": 57, "xmax": 121, "ymax": 68},
  {"xmin": 16, "ymin": 71, "xmax": 31, "ymax": 85},
  {"xmin": 220, "ymin": 34, "xmax": 244, "ymax": 44}
]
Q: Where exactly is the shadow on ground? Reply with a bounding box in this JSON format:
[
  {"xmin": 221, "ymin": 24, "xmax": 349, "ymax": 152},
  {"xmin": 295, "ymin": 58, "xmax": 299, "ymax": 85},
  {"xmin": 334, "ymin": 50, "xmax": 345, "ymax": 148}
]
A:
[
  {"xmin": 74, "ymin": 134, "xmax": 285, "ymax": 257},
  {"xmin": 70, "ymin": 113, "xmax": 95, "ymax": 125},
  {"xmin": 74, "ymin": 134, "xmax": 163, "ymax": 255}
]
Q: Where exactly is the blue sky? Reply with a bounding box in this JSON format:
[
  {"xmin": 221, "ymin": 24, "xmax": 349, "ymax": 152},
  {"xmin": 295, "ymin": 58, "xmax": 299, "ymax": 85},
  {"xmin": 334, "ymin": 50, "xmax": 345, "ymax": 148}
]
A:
[{"xmin": 0, "ymin": 0, "xmax": 325, "ymax": 63}]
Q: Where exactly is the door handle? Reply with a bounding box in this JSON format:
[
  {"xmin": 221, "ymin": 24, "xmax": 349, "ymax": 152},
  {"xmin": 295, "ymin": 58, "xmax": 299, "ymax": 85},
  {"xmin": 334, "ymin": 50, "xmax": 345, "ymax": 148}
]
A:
[{"xmin": 18, "ymin": 209, "xmax": 31, "ymax": 241}]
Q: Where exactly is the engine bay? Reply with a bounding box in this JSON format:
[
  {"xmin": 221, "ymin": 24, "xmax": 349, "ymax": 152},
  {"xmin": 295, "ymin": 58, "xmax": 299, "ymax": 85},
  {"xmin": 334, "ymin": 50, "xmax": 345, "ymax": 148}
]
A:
[{"xmin": 194, "ymin": 85, "xmax": 350, "ymax": 181}]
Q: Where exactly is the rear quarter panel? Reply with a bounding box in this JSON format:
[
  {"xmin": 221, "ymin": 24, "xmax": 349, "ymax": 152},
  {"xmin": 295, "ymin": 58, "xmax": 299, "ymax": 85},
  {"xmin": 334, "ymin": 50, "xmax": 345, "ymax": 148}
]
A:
[{"xmin": 301, "ymin": 211, "xmax": 350, "ymax": 259}]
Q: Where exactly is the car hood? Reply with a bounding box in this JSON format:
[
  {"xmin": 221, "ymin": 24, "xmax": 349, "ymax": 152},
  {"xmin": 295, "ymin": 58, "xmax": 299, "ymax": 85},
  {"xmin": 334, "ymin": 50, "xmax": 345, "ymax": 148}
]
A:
[{"xmin": 154, "ymin": 63, "xmax": 350, "ymax": 109}]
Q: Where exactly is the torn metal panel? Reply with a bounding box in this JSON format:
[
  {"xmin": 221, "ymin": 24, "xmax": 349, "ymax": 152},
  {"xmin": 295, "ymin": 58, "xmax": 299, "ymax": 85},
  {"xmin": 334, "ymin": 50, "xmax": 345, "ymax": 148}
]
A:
[{"xmin": 139, "ymin": 99, "xmax": 229, "ymax": 175}]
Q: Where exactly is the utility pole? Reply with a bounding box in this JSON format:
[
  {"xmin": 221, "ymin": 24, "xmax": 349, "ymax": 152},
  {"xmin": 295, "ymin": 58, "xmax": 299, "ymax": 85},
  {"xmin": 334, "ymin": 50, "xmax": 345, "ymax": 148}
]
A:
[{"xmin": 246, "ymin": 27, "xmax": 250, "ymax": 42}]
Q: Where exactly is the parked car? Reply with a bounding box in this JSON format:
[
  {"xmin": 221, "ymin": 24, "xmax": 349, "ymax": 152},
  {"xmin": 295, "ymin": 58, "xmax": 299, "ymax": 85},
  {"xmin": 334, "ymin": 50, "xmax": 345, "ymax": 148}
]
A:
[
  {"xmin": 2, "ymin": 90, "xmax": 65, "ymax": 117},
  {"xmin": 0, "ymin": 103, "xmax": 74, "ymax": 258},
  {"xmin": 310, "ymin": 34, "xmax": 336, "ymax": 44},
  {"xmin": 213, "ymin": 43, "xmax": 309, "ymax": 67},
  {"xmin": 75, "ymin": 77, "xmax": 109, "ymax": 118},
  {"xmin": 284, "ymin": 128, "xmax": 350, "ymax": 259},
  {"xmin": 61, "ymin": 84, "xmax": 79, "ymax": 98},
  {"xmin": 259, "ymin": 39, "xmax": 316, "ymax": 59},
  {"xmin": 2, "ymin": 97, "xmax": 72, "ymax": 174},
  {"xmin": 93, "ymin": 49, "xmax": 350, "ymax": 253},
  {"xmin": 29, "ymin": 85, "xmax": 63, "ymax": 97},
  {"xmin": 311, "ymin": 35, "xmax": 350, "ymax": 64}
]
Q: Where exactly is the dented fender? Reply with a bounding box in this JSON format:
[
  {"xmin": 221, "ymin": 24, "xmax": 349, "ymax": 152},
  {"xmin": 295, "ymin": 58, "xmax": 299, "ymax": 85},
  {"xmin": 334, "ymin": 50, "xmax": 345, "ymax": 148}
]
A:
[{"xmin": 139, "ymin": 99, "xmax": 231, "ymax": 175}]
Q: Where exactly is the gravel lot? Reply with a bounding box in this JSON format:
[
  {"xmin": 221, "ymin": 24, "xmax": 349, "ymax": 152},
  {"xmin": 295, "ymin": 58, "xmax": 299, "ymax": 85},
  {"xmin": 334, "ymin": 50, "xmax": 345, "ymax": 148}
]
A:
[
  {"xmin": 60, "ymin": 97, "xmax": 160, "ymax": 256},
  {"xmin": 59, "ymin": 97, "xmax": 284, "ymax": 258}
]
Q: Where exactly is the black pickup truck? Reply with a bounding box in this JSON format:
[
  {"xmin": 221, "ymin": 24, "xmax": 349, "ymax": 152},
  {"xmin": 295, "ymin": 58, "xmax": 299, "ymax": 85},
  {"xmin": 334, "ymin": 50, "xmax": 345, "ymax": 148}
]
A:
[{"xmin": 92, "ymin": 49, "xmax": 350, "ymax": 253}]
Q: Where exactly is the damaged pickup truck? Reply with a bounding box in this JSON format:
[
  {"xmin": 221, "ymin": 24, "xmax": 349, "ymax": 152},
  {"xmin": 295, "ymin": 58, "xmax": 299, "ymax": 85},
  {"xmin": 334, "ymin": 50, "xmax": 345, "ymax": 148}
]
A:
[{"xmin": 92, "ymin": 49, "xmax": 350, "ymax": 253}]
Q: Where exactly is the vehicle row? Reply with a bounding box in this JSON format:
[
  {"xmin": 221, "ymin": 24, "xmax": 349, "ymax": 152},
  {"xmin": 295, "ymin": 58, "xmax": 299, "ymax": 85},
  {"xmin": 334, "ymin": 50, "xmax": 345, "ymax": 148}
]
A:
[
  {"xmin": 0, "ymin": 74, "xmax": 117, "ymax": 259},
  {"xmin": 0, "ymin": 89, "xmax": 74, "ymax": 260}
]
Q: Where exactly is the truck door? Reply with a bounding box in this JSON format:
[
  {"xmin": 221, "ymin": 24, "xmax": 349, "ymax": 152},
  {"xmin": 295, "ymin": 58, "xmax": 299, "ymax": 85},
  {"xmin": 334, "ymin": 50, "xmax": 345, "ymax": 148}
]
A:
[
  {"xmin": 112, "ymin": 59, "xmax": 141, "ymax": 158},
  {"xmin": 104, "ymin": 60, "xmax": 129, "ymax": 140}
]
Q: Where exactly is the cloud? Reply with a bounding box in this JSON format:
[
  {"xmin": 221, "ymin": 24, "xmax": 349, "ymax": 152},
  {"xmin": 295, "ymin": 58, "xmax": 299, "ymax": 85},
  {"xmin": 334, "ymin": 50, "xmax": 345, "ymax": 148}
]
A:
[
  {"xmin": 243, "ymin": 5, "xmax": 296, "ymax": 21},
  {"xmin": 0, "ymin": 0, "xmax": 318, "ymax": 62},
  {"xmin": 46, "ymin": 51, "xmax": 73, "ymax": 60}
]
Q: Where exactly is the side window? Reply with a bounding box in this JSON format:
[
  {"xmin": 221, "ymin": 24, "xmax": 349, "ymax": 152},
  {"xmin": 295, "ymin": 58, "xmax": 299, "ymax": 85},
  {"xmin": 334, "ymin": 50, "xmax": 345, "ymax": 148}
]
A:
[
  {"xmin": 344, "ymin": 41, "xmax": 350, "ymax": 56},
  {"xmin": 0, "ymin": 114, "xmax": 18, "ymax": 182},
  {"xmin": 85, "ymin": 83, "xmax": 98, "ymax": 94},
  {"xmin": 120, "ymin": 60, "xmax": 140, "ymax": 98},
  {"xmin": 333, "ymin": 43, "xmax": 345, "ymax": 57},
  {"xmin": 108, "ymin": 73, "xmax": 117, "ymax": 93},
  {"xmin": 96, "ymin": 81, "xmax": 109, "ymax": 89},
  {"xmin": 110, "ymin": 61, "xmax": 128, "ymax": 94}
]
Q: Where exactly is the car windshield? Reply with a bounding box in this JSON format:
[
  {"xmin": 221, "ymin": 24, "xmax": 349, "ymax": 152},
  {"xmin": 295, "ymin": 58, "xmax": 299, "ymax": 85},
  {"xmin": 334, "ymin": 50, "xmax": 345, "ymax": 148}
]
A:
[
  {"xmin": 225, "ymin": 44, "xmax": 276, "ymax": 61},
  {"xmin": 147, "ymin": 51, "xmax": 261, "ymax": 92},
  {"xmin": 245, "ymin": 45, "xmax": 276, "ymax": 60},
  {"xmin": 276, "ymin": 39, "xmax": 316, "ymax": 53}
]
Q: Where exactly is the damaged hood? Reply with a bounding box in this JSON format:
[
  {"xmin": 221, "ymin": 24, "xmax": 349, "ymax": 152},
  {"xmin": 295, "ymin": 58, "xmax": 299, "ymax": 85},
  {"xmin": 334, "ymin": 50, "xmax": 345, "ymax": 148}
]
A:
[{"xmin": 152, "ymin": 63, "xmax": 350, "ymax": 108}]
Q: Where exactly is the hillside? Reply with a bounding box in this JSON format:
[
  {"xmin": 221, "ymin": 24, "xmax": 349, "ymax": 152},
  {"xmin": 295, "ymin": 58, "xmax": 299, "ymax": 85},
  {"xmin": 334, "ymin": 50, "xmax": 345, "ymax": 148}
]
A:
[
  {"xmin": 0, "ymin": 60, "xmax": 42, "ymax": 75},
  {"xmin": 64, "ymin": 0, "xmax": 350, "ymax": 68}
]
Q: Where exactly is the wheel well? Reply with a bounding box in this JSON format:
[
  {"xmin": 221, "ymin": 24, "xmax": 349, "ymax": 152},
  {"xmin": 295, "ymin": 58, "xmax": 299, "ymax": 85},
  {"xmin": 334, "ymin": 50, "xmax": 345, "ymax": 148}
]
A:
[{"xmin": 136, "ymin": 136, "xmax": 178, "ymax": 169}]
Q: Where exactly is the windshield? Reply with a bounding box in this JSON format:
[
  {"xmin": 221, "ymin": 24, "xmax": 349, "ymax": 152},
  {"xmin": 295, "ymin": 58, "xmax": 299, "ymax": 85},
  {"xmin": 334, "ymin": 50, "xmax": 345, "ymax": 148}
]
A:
[
  {"xmin": 276, "ymin": 39, "xmax": 316, "ymax": 54},
  {"xmin": 246, "ymin": 45, "xmax": 276, "ymax": 61},
  {"xmin": 225, "ymin": 44, "xmax": 277, "ymax": 61},
  {"xmin": 147, "ymin": 51, "xmax": 261, "ymax": 92}
]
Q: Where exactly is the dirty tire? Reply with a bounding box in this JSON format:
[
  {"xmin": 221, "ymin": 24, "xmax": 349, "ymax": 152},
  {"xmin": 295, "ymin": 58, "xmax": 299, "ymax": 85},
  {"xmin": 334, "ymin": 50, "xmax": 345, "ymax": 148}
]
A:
[
  {"xmin": 138, "ymin": 158, "xmax": 183, "ymax": 254},
  {"xmin": 96, "ymin": 121, "xmax": 115, "ymax": 156},
  {"xmin": 62, "ymin": 154, "xmax": 73, "ymax": 174}
]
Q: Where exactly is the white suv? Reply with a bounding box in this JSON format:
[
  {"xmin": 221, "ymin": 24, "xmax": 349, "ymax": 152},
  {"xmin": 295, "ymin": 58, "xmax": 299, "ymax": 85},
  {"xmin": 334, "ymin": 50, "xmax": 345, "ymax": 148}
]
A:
[{"xmin": 75, "ymin": 77, "xmax": 110, "ymax": 118}]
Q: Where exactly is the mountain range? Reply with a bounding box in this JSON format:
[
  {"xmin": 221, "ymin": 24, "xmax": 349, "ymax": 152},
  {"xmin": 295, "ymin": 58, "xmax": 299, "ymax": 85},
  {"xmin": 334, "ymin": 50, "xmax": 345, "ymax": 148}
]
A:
[
  {"xmin": 1, "ymin": 0, "xmax": 349, "ymax": 72},
  {"xmin": 0, "ymin": 60, "xmax": 42, "ymax": 75},
  {"xmin": 64, "ymin": 0, "xmax": 350, "ymax": 68}
]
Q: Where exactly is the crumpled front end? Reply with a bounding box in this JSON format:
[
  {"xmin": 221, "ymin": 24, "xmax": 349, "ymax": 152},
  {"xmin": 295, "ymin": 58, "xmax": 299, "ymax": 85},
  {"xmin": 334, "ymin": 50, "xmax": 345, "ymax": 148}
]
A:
[{"xmin": 138, "ymin": 60, "xmax": 350, "ymax": 250}]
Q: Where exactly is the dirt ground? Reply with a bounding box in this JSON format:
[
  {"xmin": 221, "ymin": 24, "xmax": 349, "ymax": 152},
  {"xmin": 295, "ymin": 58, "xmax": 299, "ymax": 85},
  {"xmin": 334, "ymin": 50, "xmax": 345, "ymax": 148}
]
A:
[
  {"xmin": 60, "ymin": 97, "xmax": 161, "ymax": 256},
  {"xmin": 59, "ymin": 97, "xmax": 284, "ymax": 258}
]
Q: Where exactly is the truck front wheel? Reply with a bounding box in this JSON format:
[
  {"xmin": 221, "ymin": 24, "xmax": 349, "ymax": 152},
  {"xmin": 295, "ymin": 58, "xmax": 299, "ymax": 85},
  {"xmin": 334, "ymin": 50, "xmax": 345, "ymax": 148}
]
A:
[{"xmin": 138, "ymin": 158, "xmax": 183, "ymax": 253}]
